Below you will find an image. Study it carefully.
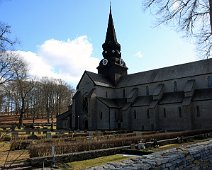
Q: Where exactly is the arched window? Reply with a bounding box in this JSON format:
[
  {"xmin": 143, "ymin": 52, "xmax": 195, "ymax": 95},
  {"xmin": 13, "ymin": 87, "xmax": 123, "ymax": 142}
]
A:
[
  {"xmin": 196, "ymin": 106, "xmax": 200, "ymax": 117},
  {"xmin": 133, "ymin": 110, "xmax": 136, "ymax": 119},
  {"xmin": 82, "ymin": 97, "xmax": 88, "ymax": 113},
  {"xmin": 163, "ymin": 108, "xmax": 166, "ymax": 118},
  {"xmin": 147, "ymin": 109, "xmax": 150, "ymax": 119},
  {"xmin": 123, "ymin": 89, "xmax": 126, "ymax": 98},
  {"xmin": 178, "ymin": 107, "xmax": 182, "ymax": 118},
  {"xmin": 174, "ymin": 81, "xmax": 177, "ymax": 92},
  {"xmin": 146, "ymin": 86, "xmax": 149, "ymax": 96},
  {"xmin": 100, "ymin": 112, "xmax": 103, "ymax": 120}
]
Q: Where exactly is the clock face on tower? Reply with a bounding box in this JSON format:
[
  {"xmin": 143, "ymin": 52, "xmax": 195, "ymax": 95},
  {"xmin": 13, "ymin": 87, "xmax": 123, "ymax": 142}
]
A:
[
  {"xmin": 120, "ymin": 59, "xmax": 124, "ymax": 66},
  {"xmin": 102, "ymin": 59, "xmax": 108, "ymax": 65}
]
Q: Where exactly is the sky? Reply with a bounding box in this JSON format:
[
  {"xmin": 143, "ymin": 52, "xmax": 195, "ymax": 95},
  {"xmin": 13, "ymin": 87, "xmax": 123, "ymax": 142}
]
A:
[{"xmin": 0, "ymin": 0, "xmax": 198, "ymax": 88}]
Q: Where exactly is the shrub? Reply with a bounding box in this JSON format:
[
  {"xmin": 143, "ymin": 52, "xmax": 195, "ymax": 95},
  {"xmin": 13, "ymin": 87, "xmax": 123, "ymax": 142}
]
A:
[
  {"xmin": 2, "ymin": 134, "xmax": 11, "ymax": 141},
  {"xmin": 28, "ymin": 128, "xmax": 212, "ymax": 158},
  {"xmin": 10, "ymin": 140, "xmax": 31, "ymax": 150}
]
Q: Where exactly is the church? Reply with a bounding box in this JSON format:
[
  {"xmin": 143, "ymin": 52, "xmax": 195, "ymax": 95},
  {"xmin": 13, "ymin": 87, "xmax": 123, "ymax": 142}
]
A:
[{"xmin": 56, "ymin": 7, "xmax": 212, "ymax": 131}]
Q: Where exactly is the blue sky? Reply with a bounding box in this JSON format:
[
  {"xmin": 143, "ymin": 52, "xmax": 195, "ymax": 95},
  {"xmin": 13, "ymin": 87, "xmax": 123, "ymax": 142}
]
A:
[{"xmin": 0, "ymin": 0, "xmax": 198, "ymax": 88}]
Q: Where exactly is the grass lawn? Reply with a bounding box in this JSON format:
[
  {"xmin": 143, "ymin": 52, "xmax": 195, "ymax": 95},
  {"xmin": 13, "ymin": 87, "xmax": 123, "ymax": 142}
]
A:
[{"xmin": 65, "ymin": 154, "xmax": 134, "ymax": 170}]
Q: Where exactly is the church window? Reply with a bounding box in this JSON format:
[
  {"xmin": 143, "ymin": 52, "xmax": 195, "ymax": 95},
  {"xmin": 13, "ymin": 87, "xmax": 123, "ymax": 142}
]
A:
[
  {"xmin": 163, "ymin": 108, "xmax": 166, "ymax": 118},
  {"xmin": 142, "ymin": 125, "xmax": 144, "ymax": 131},
  {"xmin": 147, "ymin": 109, "xmax": 150, "ymax": 119},
  {"xmin": 134, "ymin": 110, "xmax": 136, "ymax": 119},
  {"xmin": 178, "ymin": 107, "xmax": 182, "ymax": 118},
  {"xmin": 146, "ymin": 86, "xmax": 149, "ymax": 96},
  {"xmin": 208, "ymin": 76, "xmax": 212, "ymax": 87},
  {"xmin": 151, "ymin": 124, "xmax": 154, "ymax": 130},
  {"xmin": 174, "ymin": 81, "xmax": 177, "ymax": 92},
  {"xmin": 82, "ymin": 97, "xmax": 88, "ymax": 113},
  {"xmin": 123, "ymin": 89, "xmax": 126, "ymax": 98},
  {"xmin": 100, "ymin": 112, "xmax": 103, "ymax": 120},
  {"xmin": 196, "ymin": 106, "xmax": 200, "ymax": 117},
  {"xmin": 115, "ymin": 112, "xmax": 117, "ymax": 121}
]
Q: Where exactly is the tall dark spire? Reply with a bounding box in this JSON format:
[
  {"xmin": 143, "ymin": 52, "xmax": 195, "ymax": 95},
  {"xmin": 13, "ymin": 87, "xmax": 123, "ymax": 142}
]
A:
[
  {"xmin": 102, "ymin": 4, "xmax": 120, "ymax": 52},
  {"xmin": 97, "ymin": 5, "xmax": 128, "ymax": 85}
]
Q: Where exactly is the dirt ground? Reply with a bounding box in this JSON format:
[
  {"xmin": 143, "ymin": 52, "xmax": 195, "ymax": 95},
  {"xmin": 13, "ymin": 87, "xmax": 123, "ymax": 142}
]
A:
[{"xmin": 0, "ymin": 115, "xmax": 56, "ymax": 125}]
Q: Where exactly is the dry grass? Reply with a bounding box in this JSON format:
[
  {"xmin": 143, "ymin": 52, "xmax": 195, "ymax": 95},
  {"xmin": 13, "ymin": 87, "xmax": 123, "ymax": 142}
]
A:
[
  {"xmin": 0, "ymin": 142, "xmax": 29, "ymax": 166},
  {"xmin": 66, "ymin": 154, "xmax": 133, "ymax": 170},
  {"xmin": 0, "ymin": 115, "xmax": 56, "ymax": 124}
]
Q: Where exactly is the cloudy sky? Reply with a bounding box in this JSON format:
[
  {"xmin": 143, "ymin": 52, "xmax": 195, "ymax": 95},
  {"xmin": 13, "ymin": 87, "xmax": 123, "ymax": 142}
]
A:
[{"xmin": 0, "ymin": 0, "xmax": 198, "ymax": 88}]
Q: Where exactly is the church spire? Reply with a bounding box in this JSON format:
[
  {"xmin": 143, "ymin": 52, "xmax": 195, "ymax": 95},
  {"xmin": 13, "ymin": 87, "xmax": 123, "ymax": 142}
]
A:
[
  {"xmin": 97, "ymin": 5, "xmax": 128, "ymax": 85},
  {"xmin": 102, "ymin": 4, "xmax": 121, "ymax": 52}
]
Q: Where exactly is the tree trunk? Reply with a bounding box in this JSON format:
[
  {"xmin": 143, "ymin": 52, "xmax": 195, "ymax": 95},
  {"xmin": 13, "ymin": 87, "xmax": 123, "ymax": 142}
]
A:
[
  {"xmin": 209, "ymin": 0, "xmax": 212, "ymax": 33},
  {"xmin": 18, "ymin": 97, "xmax": 25, "ymax": 128}
]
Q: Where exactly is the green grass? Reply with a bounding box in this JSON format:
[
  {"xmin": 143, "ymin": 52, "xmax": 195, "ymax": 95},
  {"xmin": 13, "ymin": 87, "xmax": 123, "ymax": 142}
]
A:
[{"xmin": 66, "ymin": 154, "xmax": 133, "ymax": 170}]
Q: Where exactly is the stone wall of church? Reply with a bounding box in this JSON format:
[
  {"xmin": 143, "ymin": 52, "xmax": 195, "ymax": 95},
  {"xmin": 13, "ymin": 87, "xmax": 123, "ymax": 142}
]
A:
[
  {"xmin": 96, "ymin": 100, "xmax": 110, "ymax": 130},
  {"xmin": 158, "ymin": 104, "xmax": 192, "ymax": 131},
  {"xmin": 192, "ymin": 100, "xmax": 212, "ymax": 129},
  {"xmin": 130, "ymin": 106, "xmax": 153, "ymax": 131}
]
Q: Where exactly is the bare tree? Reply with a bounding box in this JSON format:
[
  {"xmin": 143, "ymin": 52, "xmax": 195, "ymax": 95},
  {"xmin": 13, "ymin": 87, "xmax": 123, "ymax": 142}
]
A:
[
  {"xmin": 0, "ymin": 22, "xmax": 16, "ymax": 52},
  {"xmin": 9, "ymin": 57, "xmax": 34, "ymax": 128},
  {"xmin": 144, "ymin": 0, "xmax": 212, "ymax": 58},
  {"xmin": 0, "ymin": 52, "xmax": 23, "ymax": 85},
  {"xmin": 0, "ymin": 21, "xmax": 19, "ymax": 85}
]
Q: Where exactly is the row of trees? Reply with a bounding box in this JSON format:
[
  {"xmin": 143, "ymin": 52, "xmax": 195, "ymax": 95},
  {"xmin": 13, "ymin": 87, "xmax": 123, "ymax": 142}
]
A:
[
  {"xmin": 0, "ymin": 22, "xmax": 74, "ymax": 127},
  {"xmin": 0, "ymin": 77, "xmax": 74, "ymax": 126}
]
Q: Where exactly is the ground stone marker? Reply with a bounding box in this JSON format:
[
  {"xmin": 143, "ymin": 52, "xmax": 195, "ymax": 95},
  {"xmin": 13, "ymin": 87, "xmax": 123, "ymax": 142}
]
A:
[{"xmin": 46, "ymin": 132, "xmax": 52, "ymax": 139}]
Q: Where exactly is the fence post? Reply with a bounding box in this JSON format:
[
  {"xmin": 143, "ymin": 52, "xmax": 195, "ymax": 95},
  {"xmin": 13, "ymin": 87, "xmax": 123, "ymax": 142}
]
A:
[{"xmin": 52, "ymin": 146, "xmax": 55, "ymax": 168}]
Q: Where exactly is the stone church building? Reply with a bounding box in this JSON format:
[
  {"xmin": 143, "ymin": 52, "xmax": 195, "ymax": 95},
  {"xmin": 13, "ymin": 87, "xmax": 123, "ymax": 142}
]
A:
[{"xmin": 57, "ymin": 8, "xmax": 212, "ymax": 131}]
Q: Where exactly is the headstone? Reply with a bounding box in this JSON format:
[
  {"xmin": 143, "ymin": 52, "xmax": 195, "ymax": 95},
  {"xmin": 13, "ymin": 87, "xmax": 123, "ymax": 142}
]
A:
[
  {"xmin": 138, "ymin": 142, "xmax": 145, "ymax": 150},
  {"xmin": 12, "ymin": 132, "xmax": 18, "ymax": 139},
  {"xmin": 43, "ymin": 128, "xmax": 48, "ymax": 135},
  {"xmin": 38, "ymin": 129, "xmax": 41, "ymax": 135},
  {"xmin": 130, "ymin": 144, "xmax": 136, "ymax": 149},
  {"xmin": 46, "ymin": 132, "xmax": 52, "ymax": 139},
  {"xmin": 26, "ymin": 129, "xmax": 30, "ymax": 135}
]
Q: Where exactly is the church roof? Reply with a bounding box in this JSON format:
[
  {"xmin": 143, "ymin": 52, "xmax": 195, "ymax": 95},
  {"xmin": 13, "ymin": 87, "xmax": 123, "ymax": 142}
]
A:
[
  {"xmin": 159, "ymin": 92, "xmax": 184, "ymax": 104},
  {"xmin": 85, "ymin": 71, "xmax": 114, "ymax": 87},
  {"xmin": 56, "ymin": 110, "xmax": 71, "ymax": 120},
  {"xmin": 132, "ymin": 96, "xmax": 153, "ymax": 107},
  {"xmin": 97, "ymin": 97, "xmax": 126, "ymax": 108},
  {"xmin": 117, "ymin": 58, "xmax": 212, "ymax": 88},
  {"xmin": 79, "ymin": 59, "xmax": 212, "ymax": 90},
  {"xmin": 193, "ymin": 88, "xmax": 212, "ymax": 101}
]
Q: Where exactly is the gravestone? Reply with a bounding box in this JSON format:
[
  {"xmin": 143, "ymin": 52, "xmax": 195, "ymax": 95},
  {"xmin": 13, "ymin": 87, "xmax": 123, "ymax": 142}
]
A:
[
  {"xmin": 26, "ymin": 129, "xmax": 31, "ymax": 135},
  {"xmin": 38, "ymin": 129, "xmax": 41, "ymax": 135},
  {"xmin": 12, "ymin": 132, "xmax": 19, "ymax": 139},
  {"xmin": 138, "ymin": 142, "xmax": 145, "ymax": 150},
  {"xmin": 46, "ymin": 132, "xmax": 52, "ymax": 139},
  {"xmin": 130, "ymin": 144, "xmax": 136, "ymax": 149}
]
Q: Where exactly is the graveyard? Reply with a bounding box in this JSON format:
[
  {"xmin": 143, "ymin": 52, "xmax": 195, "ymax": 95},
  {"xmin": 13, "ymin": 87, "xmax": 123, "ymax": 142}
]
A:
[{"xmin": 0, "ymin": 115, "xmax": 212, "ymax": 169}]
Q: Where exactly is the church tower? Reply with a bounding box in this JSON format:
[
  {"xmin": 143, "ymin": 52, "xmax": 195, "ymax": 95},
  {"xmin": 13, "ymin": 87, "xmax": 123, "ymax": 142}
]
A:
[{"xmin": 97, "ymin": 6, "xmax": 128, "ymax": 85}]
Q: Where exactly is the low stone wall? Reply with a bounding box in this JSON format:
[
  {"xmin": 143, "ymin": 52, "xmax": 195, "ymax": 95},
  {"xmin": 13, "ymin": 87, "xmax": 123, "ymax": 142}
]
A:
[
  {"xmin": 87, "ymin": 139, "xmax": 212, "ymax": 170},
  {"xmin": 30, "ymin": 146, "xmax": 130, "ymax": 167}
]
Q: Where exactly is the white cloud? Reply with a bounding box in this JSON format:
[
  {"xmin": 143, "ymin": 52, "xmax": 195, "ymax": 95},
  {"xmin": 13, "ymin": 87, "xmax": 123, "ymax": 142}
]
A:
[
  {"xmin": 18, "ymin": 36, "xmax": 99, "ymax": 87},
  {"xmin": 134, "ymin": 51, "xmax": 144, "ymax": 58}
]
